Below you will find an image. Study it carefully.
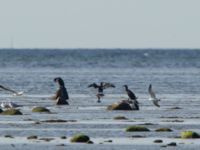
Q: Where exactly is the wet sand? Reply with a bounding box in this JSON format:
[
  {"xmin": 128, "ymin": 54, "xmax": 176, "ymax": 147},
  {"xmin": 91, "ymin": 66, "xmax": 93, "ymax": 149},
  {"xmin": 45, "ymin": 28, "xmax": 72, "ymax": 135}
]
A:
[{"xmin": 0, "ymin": 93, "xmax": 200, "ymax": 150}]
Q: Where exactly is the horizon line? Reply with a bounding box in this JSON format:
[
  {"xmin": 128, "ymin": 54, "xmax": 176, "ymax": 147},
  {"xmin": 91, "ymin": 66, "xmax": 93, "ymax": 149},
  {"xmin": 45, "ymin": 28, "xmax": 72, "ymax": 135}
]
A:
[{"xmin": 0, "ymin": 47, "xmax": 200, "ymax": 50}]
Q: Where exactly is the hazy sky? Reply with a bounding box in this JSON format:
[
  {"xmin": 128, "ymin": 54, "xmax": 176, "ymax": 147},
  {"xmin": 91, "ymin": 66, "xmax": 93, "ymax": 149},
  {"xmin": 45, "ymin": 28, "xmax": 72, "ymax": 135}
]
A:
[{"xmin": 0, "ymin": 0, "xmax": 199, "ymax": 49}]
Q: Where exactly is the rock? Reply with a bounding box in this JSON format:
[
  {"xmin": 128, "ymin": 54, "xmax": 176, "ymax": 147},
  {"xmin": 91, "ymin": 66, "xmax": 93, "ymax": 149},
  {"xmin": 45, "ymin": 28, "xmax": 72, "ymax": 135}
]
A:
[
  {"xmin": 39, "ymin": 138, "xmax": 54, "ymax": 142},
  {"xmin": 56, "ymin": 144, "xmax": 65, "ymax": 146},
  {"xmin": 32, "ymin": 107, "xmax": 50, "ymax": 113},
  {"xmin": 131, "ymin": 135, "xmax": 145, "ymax": 138},
  {"xmin": 60, "ymin": 136, "xmax": 67, "ymax": 139},
  {"xmin": 161, "ymin": 145, "xmax": 167, "ymax": 147},
  {"xmin": 126, "ymin": 126, "xmax": 150, "ymax": 132},
  {"xmin": 155, "ymin": 128, "xmax": 173, "ymax": 132},
  {"xmin": 1, "ymin": 109, "xmax": 22, "ymax": 115},
  {"xmin": 104, "ymin": 140, "xmax": 112, "ymax": 143},
  {"xmin": 108, "ymin": 100, "xmax": 138, "ymax": 111},
  {"xmin": 167, "ymin": 142, "xmax": 177, "ymax": 146},
  {"xmin": 139, "ymin": 123, "xmax": 155, "ymax": 125},
  {"xmin": 70, "ymin": 134, "xmax": 90, "ymax": 143},
  {"xmin": 180, "ymin": 131, "xmax": 200, "ymax": 139},
  {"xmin": 41, "ymin": 119, "xmax": 67, "ymax": 123},
  {"xmin": 170, "ymin": 107, "xmax": 182, "ymax": 109},
  {"xmin": 41, "ymin": 119, "xmax": 76, "ymax": 123},
  {"xmin": 87, "ymin": 140, "xmax": 94, "ymax": 144},
  {"xmin": 27, "ymin": 136, "xmax": 38, "ymax": 140},
  {"xmin": 154, "ymin": 139, "xmax": 163, "ymax": 143},
  {"xmin": 113, "ymin": 116, "xmax": 128, "ymax": 120},
  {"xmin": 4, "ymin": 135, "xmax": 14, "ymax": 138},
  {"xmin": 34, "ymin": 121, "xmax": 41, "ymax": 124}
]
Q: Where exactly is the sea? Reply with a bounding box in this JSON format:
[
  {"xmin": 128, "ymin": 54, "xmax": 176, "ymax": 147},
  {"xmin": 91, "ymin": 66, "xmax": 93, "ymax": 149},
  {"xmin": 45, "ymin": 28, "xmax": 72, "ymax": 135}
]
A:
[
  {"xmin": 0, "ymin": 49, "xmax": 200, "ymax": 150},
  {"xmin": 0, "ymin": 49, "xmax": 200, "ymax": 95}
]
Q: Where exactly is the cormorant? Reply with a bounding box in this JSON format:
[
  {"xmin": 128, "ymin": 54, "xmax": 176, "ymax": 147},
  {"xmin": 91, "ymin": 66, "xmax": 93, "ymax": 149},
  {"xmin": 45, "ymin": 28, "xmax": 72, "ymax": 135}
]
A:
[
  {"xmin": 52, "ymin": 77, "xmax": 69, "ymax": 105},
  {"xmin": 123, "ymin": 85, "xmax": 139, "ymax": 110},
  {"xmin": 88, "ymin": 82, "xmax": 115, "ymax": 103}
]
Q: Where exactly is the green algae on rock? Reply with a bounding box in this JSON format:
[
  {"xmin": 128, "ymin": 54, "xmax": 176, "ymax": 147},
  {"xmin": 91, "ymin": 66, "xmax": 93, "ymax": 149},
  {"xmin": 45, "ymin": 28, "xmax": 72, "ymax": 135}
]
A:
[
  {"xmin": 167, "ymin": 142, "xmax": 177, "ymax": 146},
  {"xmin": 27, "ymin": 135, "xmax": 38, "ymax": 140},
  {"xmin": 4, "ymin": 135, "xmax": 14, "ymax": 138},
  {"xmin": 113, "ymin": 116, "xmax": 128, "ymax": 120},
  {"xmin": 126, "ymin": 126, "xmax": 150, "ymax": 132},
  {"xmin": 154, "ymin": 139, "xmax": 163, "ymax": 143},
  {"xmin": 1, "ymin": 109, "xmax": 22, "ymax": 115},
  {"xmin": 155, "ymin": 128, "xmax": 173, "ymax": 132},
  {"xmin": 60, "ymin": 136, "xmax": 67, "ymax": 139},
  {"xmin": 87, "ymin": 140, "xmax": 94, "ymax": 144},
  {"xmin": 70, "ymin": 134, "xmax": 90, "ymax": 143},
  {"xmin": 32, "ymin": 107, "xmax": 50, "ymax": 113},
  {"xmin": 181, "ymin": 131, "xmax": 200, "ymax": 139}
]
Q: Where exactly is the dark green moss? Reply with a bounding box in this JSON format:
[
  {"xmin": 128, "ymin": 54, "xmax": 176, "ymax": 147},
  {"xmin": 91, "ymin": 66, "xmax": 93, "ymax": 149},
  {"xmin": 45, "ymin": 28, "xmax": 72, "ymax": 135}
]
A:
[
  {"xmin": 181, "ymin": 131, "xmax": 200, "ymax": 139},
  {"xmin": 60, "ymin": 136, "xmax": 67, "ymax": 139},
  {"xmin": 113, "ymin": 116, "xmax": 128, "ymax": 120},
  {"xmin": 70, "ymin": 134, "xmax": 90, "ymax": 143},
  {"xmin": 87, "ymin": 140, "xmax": 94, "ymax": 144},
  {"xmin": 32, "ymin": 107, "xmax": 50, "ymax": 113},
  {"xmin": 27, "ymin": 135, "xmax": 38, "ymax": 140},
  {"xmin": 1, "ymin": 109, "xmax": 22, "ymax": 115},
  {"xmin": 155, "ymin": 128, "xmax": 173, "ymax": 132},
  {"xmin": 126, "ymin": 126, "xmax": 150, "ymax": 132},
  {"xmin": 154, "ymin": 139, "xmax": 163, "ymax": 143},
  {"xmin": 4, "ymin": 135, "xmax": 14, "ymax": 138},
  {"xmin": 167, "ymin": 142, "xmax": 177, "ymax": 146}
]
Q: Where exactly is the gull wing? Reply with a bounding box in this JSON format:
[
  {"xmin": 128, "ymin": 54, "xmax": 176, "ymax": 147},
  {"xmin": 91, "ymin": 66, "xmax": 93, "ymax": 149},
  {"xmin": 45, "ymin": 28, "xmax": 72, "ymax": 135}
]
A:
[
  {"xmin": 152, "ymin": 100, "xmax": 160, "ymax": 107},
  {"xmin": 0, "ymin": 85, "xmax": 18, "ymax": 94},
  {"xmin": 148, "ymin": 84, "xmax": 156, "ymax": 99},
  {"xmin": 13, "ymin": 91, "xmax": 24, "ymax": 96}
]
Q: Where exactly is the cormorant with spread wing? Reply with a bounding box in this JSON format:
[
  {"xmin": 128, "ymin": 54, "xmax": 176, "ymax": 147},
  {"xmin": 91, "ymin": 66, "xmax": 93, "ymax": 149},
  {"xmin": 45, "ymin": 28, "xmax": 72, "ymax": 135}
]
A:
[{"xmin": 88, "ymin": 82, "xmax": 115, "ymax": 103}]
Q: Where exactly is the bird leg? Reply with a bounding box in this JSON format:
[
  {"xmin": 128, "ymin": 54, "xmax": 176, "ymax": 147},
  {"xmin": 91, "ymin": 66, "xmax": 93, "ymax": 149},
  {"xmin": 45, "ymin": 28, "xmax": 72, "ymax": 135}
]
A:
[{"xmin": 97, "ymin": 95, "xmax": 101, "ymax": 103}]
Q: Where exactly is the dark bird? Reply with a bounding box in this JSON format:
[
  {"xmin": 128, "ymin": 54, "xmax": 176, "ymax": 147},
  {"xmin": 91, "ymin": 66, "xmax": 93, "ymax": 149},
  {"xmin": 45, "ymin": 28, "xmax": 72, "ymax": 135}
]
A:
[
  {"xmin": 123, "ymin": 85, "xmax": 139, "ymax": 110},
  {"xmin": 88, "ymin": 82, "xmax": 115, "ymax": 103},
  {"xmin": 148, "ymin": 84, "xmax": 160, "ymax": 107},
  {"xmin": 52, "ymin": 77, "xmax": 69, "ymax": 105}
]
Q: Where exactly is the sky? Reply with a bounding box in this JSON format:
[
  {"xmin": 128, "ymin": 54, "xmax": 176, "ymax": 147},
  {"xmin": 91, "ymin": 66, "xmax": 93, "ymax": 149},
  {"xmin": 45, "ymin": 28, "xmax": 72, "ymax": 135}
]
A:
[{"xmin": 0, "ymin": 0, "xmax": 200, "ymax": 49}]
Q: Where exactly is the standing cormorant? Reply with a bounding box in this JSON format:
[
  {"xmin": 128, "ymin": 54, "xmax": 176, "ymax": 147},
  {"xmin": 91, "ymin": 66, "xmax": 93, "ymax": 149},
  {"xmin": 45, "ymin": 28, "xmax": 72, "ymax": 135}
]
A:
[
  {"xmin": 52, "ymin": 77, "xmax": 69, "ymax": 105},
  {"xmin": 88, "ymin": 82, "xmax": 115, "ymax": 103},
  {"xmin": 123, "ymin": 85, "xmax": 139, "ymax": 110}
]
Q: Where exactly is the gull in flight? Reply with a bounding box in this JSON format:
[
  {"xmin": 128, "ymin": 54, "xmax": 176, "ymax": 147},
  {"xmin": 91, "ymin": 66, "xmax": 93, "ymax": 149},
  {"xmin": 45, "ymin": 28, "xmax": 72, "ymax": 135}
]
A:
[
  {"xmin": 148, "ymin": 84, "xmax": 160, "ymax": 107},
  {"xmin": 0, "ymin": 85, "xmax": 23, "ymax": 96}
]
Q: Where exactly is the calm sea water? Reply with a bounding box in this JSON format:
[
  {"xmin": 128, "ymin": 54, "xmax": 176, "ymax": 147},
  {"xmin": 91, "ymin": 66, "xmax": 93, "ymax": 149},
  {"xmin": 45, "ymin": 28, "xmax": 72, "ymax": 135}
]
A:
[{"xmin": 0, "ymin": 49, "xmax": 199, "ymax": 95}]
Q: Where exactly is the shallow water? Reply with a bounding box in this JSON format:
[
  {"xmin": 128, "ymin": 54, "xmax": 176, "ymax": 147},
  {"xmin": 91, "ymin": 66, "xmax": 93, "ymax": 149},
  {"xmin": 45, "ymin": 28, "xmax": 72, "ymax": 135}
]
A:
[{"xmin": 0, "ymin": 49, "xmax": 200, "ymax": 149}]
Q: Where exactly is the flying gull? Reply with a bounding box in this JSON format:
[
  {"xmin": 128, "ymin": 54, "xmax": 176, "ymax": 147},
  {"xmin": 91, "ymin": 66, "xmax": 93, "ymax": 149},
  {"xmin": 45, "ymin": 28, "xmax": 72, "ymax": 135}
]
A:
[{"xmin": 148, "ymin": 84, "xmax": 160, "ymax": 107}]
